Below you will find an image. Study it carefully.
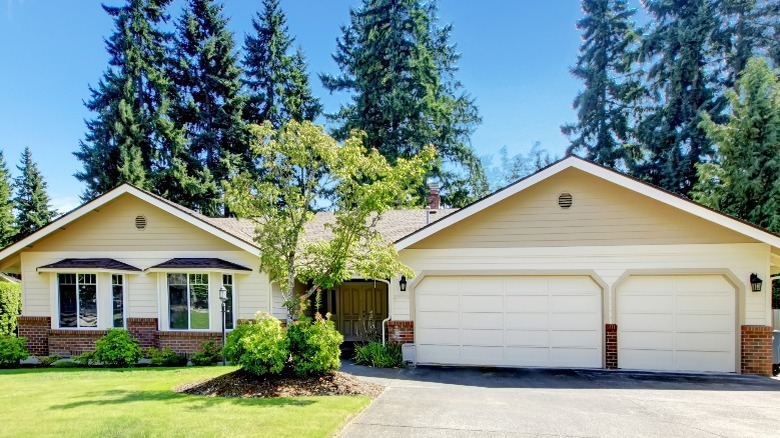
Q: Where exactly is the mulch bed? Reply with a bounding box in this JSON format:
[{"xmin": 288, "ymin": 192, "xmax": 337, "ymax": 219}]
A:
[{"xmin": 175, "ymin": 369, "xmax": 385, "ymax": 399}]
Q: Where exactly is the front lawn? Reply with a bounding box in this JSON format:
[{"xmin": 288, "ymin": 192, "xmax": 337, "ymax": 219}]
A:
[{"xmin": 0, "ymin": 366, "xmax": 370, "ymax": 437}]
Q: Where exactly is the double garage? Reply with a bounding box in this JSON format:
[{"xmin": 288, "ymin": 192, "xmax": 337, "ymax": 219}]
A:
[{"xmin": 414, "ymin": 274, "xmax": 736, "ymax": 373}]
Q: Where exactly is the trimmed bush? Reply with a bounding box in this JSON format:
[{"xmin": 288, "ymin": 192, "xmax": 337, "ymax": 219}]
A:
[
  {"xmin": 287, "ymin": 314, "xmax": 343, "ymax": 377},
  {"xmin": 0, "ymin": 283, "xmax": 22, "ymax": 336},
  {"xmin": 146, "ymin": 347, "xmax": 188, "ymax": 367},
  {"xmin": 224, "ymin": 313, "xmax": 288, "ymax": 375},
  {"xmin": 73, "ymin": 351, "xmax": 94, "ymax": 366},
  {"xmin": 353, "ymin": 341, "xmax": 403, "ymax": 368},
  {"xmin": 35, "ymin": 354, "xmax": 62, "ymax": 367},
  {"xmin": 0, "ymin": 335, "xmax": 28, "ymax": 368},
  {"xmin": 190, "ymin": 340, "xmax": 222, "ymax": 366},
  {"xmin": 93, "ymin": 329, "xmax": 142, "ymax": 367}
]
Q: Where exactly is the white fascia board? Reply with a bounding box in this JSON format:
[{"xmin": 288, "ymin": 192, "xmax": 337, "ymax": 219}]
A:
[
  {"xmin": 145, "ymin": 268, "xmax": 254, "ymax": 274},
  {"xmin": 395, "ymin": 157, "xmax": 780, "ymax": 251}
]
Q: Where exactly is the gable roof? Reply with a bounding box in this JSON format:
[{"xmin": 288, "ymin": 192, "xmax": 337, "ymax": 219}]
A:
[{"xmin": 395, "ymin": 155, "xmax": 780, "ymax": 251}]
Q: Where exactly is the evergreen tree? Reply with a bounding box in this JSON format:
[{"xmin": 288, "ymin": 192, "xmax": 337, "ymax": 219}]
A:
[
  {"xmin": 0, "ymin": 150, "xmax": 16, "ymax": 248},
  {"xmin": 169, "ymin": 0, "xmax": 246, "ymax": 215},
  {"xmin": 14, "ymin": 148, "xmax": 56, "ymax": 237},
  {"xmin": 562, "ymin": 0, "xmax": 644, "ymax": 169},
  {"xmin": 717, "ymin": 0, "xmax": 777, "ymax": 87},
  {"xmin": 635, "ymin": 0, "xmax": 726, "ymax": 196},
  {"xmin": 74, "ymin": 0, "xmax": 176, "ymax": 201},
  {"xmin": 321, "ymin": 0, "xmax": 486, "ymax": 207},
  {"xmin": 243, "ymin": 0, "xmax": 321, "ymax": 128},
  {"xmin": 692, "ymin": 58, "xmax": 780, "ymax": 232}
]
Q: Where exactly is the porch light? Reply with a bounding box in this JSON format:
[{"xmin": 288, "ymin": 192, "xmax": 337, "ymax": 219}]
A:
[
  {"xmin": 750, "ymin": 273, "xmax": 763, "ymax": 292},
  {"xmin": 399, "ymin": 276, "xmax": 407, "ymax": 292},
  {"xmin": 219, "ymin": 286, "xmax": 228, "ymax": 365}
]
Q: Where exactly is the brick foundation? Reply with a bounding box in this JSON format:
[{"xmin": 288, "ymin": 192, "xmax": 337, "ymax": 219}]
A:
[
  {"xmin": 605, "ymin": 324, "xmax": 618, "ymax": 369},
  {"xmin": 740, "ymin": 325, "xmax": 773, "ymax": 376},
  {"xmin": 387, "ymin": 320, "xmax": 414, "ymax": 343},
  {"xmin": 49, "ymin": 329, "xmax": 108, "ymax": 357},
  {"xmin": 17, "ymin": 316, "xmax": 51, "ymax": 356},
  {"xmin": 128, "ymin": 318, "xmax": 158, "ymax": 349},
  {"xmin": 156, "ymin": 331, "xmax": 223, "ymax": 354}
]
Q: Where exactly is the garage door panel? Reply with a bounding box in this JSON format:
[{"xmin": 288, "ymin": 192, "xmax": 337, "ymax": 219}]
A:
[
  {"xmin": 417, "ymin": 294, "xmax": 459, "ymax": 312},
  {"xmin": 461, "ymin": 312, "xmax": 503, "ymax": 329},
  {"xmin": 620, "ymin": 331, "xmax": 674, "ymax": 350},
  {"xmin": 618, "ymin": 275, "xmax": 735, "ymax": 373},
  {"xmin": 505, "ymin": 313, "xmax": 549, "ymax": 330},
  {"xmin": 461, "ymin": 329, "xmax": 503, "ymax": 346},
  {"xmin": 619, "ymin": 313, "xmax": 673, "ymax": 331},
  {"xmin": 505, "ymin": 329, "xmax": 549, "ymax": 346},
  {"xmin": 416, "ymin": 328, "xmax": 459, "ymax": 345},
  {"xmin": 461, "ymin": 295, "xmax": 502, "ymax": 311},
  {"xmin": 415, "ymin": 275, "xmax": 602, "ymax": 368},
  {"xmin": 504, "ymin": 295, "xmax": 549, "ymax": 312},
  {"xmin": 417, "ymin": 311, "xmax": 459, "ymax": 328}
]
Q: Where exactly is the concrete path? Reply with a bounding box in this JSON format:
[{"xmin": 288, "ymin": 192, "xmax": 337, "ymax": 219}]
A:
[{"xmin": 338, "ymin": 362, "xmax": 780, "ymax": 437}]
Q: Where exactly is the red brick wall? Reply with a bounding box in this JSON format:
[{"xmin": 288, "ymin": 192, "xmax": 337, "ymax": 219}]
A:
[
  {"xmin": 741, "ymin": 325, "xmax": 773, "ymax": 376},
  {"xmin": 49, "ymin": 330, "xmax": 107, "ymax": 357},
  {"xmin": 17, "ymin": 316, "xmax": 50, "ymax": 356},
  {"xmin": 387, "ymin": 320, "xmax": 414, "ymax": 344},
  {"xmin": 128, "ymin": 318, "xmax": 158, "ymax": 349},
  {"xmin": 605, "ymin": 323, "xmax": 618, "ymax": 369},
  {"xmin": 156, "ymin": 331, "xmax": 223, "ymax": 354}
]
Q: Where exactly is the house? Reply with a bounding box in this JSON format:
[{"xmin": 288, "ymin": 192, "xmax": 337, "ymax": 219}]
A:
[{"xmin": 0, "ymin": 156, "xmax": 776, "ymax": 375}]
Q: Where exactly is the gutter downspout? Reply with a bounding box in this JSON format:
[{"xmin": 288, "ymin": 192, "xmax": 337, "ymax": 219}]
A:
[{"xmin": 381, "ymin": 316, "xmax": 391, "ymax": 347}]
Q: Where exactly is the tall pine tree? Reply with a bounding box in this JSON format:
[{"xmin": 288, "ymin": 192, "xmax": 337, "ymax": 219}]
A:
[
  {"xmin": 169, "ymin": 0, "xmax": 246, "ymax": 215},
  {"xmin": 74, "ymin": 0, "xmax": 177, "ymax": 201},
  {"xmin": 692, "ymin": 58, "xmax": 780, "ymax": 232},
  {"xmin": 321, "ymin": 0, "xmax": 486, "ymax": 207},
  {"xmin": 636, "ymin": 0, "xmax": 726, "ymax": 196},
  {"xmin": 243, "ymin": 0, "xmax": 321, "ymax": 128},
  {"xmin": 14, "ymin": 148, "xmax": 56, "ymax": 237},
  {"xmin": 562, "ymin": 0, "xmax": 644, "ymax": 169},
  {"xmin": 0, "ymin": 150, "xmax": 16, "ymax": 248}
]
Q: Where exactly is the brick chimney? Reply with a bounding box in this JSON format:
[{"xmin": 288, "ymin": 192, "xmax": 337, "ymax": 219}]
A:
[{"xmin": 426, "ymin": 183, "xmax": 441, "ymax": 210}]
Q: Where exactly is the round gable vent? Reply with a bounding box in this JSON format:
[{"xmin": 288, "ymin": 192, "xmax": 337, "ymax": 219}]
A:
[
  {"xmin": 135, "ymin": 215, "xmax": 147, "ymax": 230},
  {"xmin": 558, "ymin": 193, "xmax": 573, "ymax": 209}
]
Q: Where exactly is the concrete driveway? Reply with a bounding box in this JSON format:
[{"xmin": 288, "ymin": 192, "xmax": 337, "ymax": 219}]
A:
[{"xmin": 338, "ymin": 362, "xmax": 780, "ymax": 437}]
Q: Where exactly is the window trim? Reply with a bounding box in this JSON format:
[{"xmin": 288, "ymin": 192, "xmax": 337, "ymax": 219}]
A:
[
  {"xmin": 167, "ymin": 273, "xmax": 210, "ymax": 331},
  {"xmin": 222, "ymin": 274, "xmax": 236, "ymax": 330},
  {"xmin": 111, "ymin": 274, "xmax": 126, "ymax": 329},
  {"xmin": 57, "ymin": 273, "xmax": 98, "ymax": 329}
]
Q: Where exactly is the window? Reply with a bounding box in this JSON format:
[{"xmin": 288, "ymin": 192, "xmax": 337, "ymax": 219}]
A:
[
  {"xmin": 168, "ymin": 273, "xmax": 209, "ymax": 330},
  {"xmin": 112, "ymin": 274, "xmax": 125, "ymax": 328},
  {"xmin": 58, "ymin": 274, "xmax": 97, "ymax": 328},
  {"xmin": 222, "ymin": 274, "xmax": 234, "ymax": 329}
]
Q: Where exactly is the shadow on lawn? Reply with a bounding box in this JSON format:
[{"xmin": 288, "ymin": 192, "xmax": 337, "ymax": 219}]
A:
[{"xmin": 49, "ymin": 388, "xmax": 315, "ymax": 410}]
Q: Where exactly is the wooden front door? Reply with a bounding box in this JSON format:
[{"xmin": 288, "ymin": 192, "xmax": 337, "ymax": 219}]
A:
[{"xmin": 334, "ymin": 281, "xmax": 388, "ymax": 340}]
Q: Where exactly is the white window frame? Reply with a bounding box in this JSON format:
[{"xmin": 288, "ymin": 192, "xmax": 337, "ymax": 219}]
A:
[
  {"xmin": 111, "ymin": 274, "xmax": 127, "ymax": 329},
  {"xmin": 167, "ymin": 273, "xmax": 210, "ymax": 330},
  {"xmin": 57, "ymin": 273, "xmax": 98, "ymax": 329},
  {"xmin": 222, "ymin": 274, "xmax": 236, "ymax": 330}
]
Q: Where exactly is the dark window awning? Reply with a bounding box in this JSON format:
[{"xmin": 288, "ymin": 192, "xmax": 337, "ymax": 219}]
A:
[
  {"xmin": 146, "ymin": 258, "xmax": 252, "ymax": 272},
  {"xmin": 37, "ymin": 258, "xmax": 142, "ymax": 273}
]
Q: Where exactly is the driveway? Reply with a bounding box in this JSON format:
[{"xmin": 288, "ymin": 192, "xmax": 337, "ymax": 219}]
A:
[{"xmin": 339, "ymin": 362, "xmax": 780, "ymax": 437}]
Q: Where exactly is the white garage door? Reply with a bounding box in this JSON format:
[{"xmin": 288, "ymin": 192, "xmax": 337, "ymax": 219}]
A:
[
  {"xmin": 617, "ymin": 275, "xmax": 736, "ymax": 373},
  {"xmin": 415, "ymin": 275, "xmax": 603, "ymax": 368}
]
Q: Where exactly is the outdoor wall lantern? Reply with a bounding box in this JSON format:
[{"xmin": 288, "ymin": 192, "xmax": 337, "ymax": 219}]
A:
[
  {"xmin": 399, "ymin": 275, "xmax": 408, "ymax": 292},
  {"xmin": 750, "ymin": 273, "xmax": 763, "ymax": 292},
  {"xmin": 219, "ymin": 285, "xmax": 228, "ymax": 365}
]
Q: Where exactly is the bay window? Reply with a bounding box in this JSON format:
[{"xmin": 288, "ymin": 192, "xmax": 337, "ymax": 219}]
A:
[
  {"xmin": 112, "ymin": 274, "xmax": 125, "ymax": 328},
  {"xmin": 168, "ymin": 273, "xmax": 209, "ymax": 330},
  {"xmin": 223, "ymin": 274, "xmax": 234, "ymax": 329},
  {"xmin": 58, "ymin": 273, "xmax": 97, "ymax": 328}
]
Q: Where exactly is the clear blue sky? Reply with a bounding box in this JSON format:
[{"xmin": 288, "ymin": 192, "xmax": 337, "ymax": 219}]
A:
[{"xmin": 0, "ymin": 0, "xmax": 591, "ymax": 212}]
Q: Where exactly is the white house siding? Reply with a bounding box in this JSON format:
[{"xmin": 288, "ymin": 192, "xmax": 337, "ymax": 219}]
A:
[{"xmin": 397, "ymin": 243, "xmax": 771, "ymax": 328}]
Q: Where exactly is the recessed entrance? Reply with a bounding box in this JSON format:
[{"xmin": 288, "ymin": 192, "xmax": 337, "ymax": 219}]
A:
[{"xmin": 317, "ymin": 280, "xmax": 388, "ymax": 341}]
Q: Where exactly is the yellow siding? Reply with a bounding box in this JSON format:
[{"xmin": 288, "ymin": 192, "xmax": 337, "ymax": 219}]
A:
[
  {"xmin": 31, "ymin": 194, "xmax": 238, "ymax": 253},
  {"xmin": 409, "ymin": 168, "xmax": 755, "ymax": 249}
]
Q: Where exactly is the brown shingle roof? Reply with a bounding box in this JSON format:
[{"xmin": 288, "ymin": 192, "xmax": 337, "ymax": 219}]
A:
[
  {"xmin": 148, "ymin": 258, "xmax": 252, "ymax": 271},
  {"xmin": 38, "ymin": 258, "xmax": 142, "ymax": 272}
]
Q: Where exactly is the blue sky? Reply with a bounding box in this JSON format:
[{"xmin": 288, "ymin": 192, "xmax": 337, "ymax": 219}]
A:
[{"xmin": 0, "ymin": 0, "xmax": 589, "ymax": 212}]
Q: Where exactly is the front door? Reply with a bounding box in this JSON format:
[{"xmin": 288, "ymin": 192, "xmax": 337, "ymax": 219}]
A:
[{"xmin": 334, "ymin": 281, "xmax": 388, "ymax": 340}]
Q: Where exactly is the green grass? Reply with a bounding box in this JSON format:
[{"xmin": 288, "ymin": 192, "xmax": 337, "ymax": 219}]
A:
[{"xmin": 0, "ymin": 367, "xmax": 370, "ymax": 437}]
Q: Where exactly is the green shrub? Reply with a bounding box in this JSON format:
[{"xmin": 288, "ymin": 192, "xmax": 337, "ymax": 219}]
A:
[
  {"xmin": 53, "ymin": 360, "xmax": 83, "ymax": 368},
  {"xmin": 287, "ymin": 315, "xmax": 343, "ymax": 377},
  {"xmin": 93, "ymin": 329, "xmax": 142, "ymax": 367},
  {"xmin": 0, "ymin": 335, "xmax": 28, "ymax": 367},
  {"xmin": 190, "ymin": 340, "xmax": 222, "ymax": 366},
  {"xmin": 145, "ymin": 347, "xmax": 188, "ymax": 367},
  {"xmin": 0, "ymin": 283, "xmax": 22, "ymax": 336},
  {"xmin": 35, "ymin": 354, "xmax": 62, "ymax": 367},
  {"xmin": 223, "ymin": 313, "xmax": 289, "ymax": 375},
  {"xmin": 353, "ymin": 341, "xmax": 403, "ymax": 368},
  {"xmin": 73, "ymin": 351, "xmax": 94, "ymax": 366}
]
